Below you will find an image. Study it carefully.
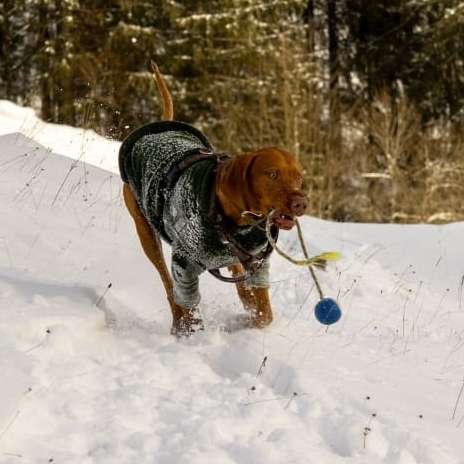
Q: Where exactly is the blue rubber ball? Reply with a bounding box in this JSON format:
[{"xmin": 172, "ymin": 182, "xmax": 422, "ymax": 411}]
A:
[{"xmin": 314, "ymin": 297, "xmax": 342, "ymax": 325}]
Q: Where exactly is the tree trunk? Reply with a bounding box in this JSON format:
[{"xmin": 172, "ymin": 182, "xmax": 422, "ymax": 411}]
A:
[
  {"xmin": 39, "ymin": 1, "xmax": 52, "ymax": 121},
  {"xmin": 303, "ymin": 0, "xmax": 315, "ymax": 53},
  {"xmin": 327, "ymin": 0, "xmax": 341, "ymax": 146},
  {"xmin": 0, "ymin": 1, "xmax": 13, "ymax": 99},
  {"xmin": 54, "ymin": 0, "xmax": 74, "ymax": 124}
]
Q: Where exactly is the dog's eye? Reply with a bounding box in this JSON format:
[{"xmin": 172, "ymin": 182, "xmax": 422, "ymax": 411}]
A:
[{"xmin": 268, "ymin": 170, "xmax": 279, "ymax": 180}]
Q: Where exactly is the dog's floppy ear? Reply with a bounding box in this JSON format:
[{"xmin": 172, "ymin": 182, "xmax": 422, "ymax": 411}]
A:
[
  {"xmin": 222, "ymin": 153, "xmax": 256, "ymax": 190},
  {"xmin": 216, "ymin": 153, "xmax": 259, "ymax": 224},
  {"xmin": 243, "ymin": 153, "xmax": 258, "ymax": 186}
]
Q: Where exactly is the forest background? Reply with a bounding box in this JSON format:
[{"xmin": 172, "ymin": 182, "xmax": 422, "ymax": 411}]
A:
[{"xmin": 1, "ymin": 0, "xmax": 463, "ymax": 223}]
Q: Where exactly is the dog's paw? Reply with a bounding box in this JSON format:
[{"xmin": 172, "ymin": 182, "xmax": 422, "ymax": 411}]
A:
[
  {"xmin": 220, "ymin": 312, "xmax": 273, "ymax": 333},
  {"xmin": 171, "ymin": 316, "xmax": 204, "ymax": 338}
]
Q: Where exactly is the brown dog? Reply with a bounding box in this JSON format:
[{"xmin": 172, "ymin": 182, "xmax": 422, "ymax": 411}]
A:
[{"xmin": 120, "ymin": 65, "xmax": 307, "ymax": 335}]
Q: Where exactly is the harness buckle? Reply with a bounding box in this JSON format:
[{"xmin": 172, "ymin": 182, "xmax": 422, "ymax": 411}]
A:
[{"xmin": 198, "ymin": 148, "xmax": 214, "ymax": 155}]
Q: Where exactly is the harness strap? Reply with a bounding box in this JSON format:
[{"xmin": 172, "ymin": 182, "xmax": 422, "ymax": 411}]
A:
[
  {"xmin": 208, "ymin": 268, "xmax": 249, "ymax": 283},
  {"xmin": 166, "ymin": 148, "xmax": 230, "ymax": 189}
]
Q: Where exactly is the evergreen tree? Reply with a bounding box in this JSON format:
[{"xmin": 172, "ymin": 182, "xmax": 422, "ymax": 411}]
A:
[
  {"xmin": 0, "ymin": 0, "xmax": 38, "ymax": 103},
  {"xmin": 344, "ymin": 0, "xmax": 464, "ymax": 123},
  {"xmin": 1, "ymin": 0, "xmax": 463, "ymax": 222}
]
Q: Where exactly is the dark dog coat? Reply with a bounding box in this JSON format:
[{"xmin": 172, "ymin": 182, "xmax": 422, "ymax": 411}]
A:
[{"xmin": 119, "ymin": 121, "xmax": 273, "ymax": 308}]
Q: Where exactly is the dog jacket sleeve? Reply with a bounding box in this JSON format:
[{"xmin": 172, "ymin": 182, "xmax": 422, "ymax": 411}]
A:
[
  {"xmin": 171, "ymin": 252, "xmax": 203, "ymax": 308},
  {"xmin": 171, "ymin": 253, "xmax": 270, "ymax": 309},
  {"xmin": 246, "ymin": 258, "xmax": 270, "ymax": 288}
]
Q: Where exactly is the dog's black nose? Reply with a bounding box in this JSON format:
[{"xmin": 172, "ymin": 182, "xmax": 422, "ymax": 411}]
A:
[{"xmin": 290, "ymin": 193, "xmax": 308, "ymax": 216}]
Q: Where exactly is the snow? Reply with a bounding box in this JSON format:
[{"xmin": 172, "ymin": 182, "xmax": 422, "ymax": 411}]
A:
[
  {"xmin": 0, "ymin": 100, "xmax": 120, "ymax": 173},
  {"xmin": 1, "ymin": 101, "xmax": 464, "ymax": 463}
]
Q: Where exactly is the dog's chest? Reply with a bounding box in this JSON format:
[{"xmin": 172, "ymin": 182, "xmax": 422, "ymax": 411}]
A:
[{"xmin": 164, "ymin": 161, "xmax": 269, "ymax": 270}]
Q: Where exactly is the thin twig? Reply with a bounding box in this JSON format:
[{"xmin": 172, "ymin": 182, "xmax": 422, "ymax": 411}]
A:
[
  {"xmin": 2, "ymin": 452, "xmax": 23, "ymax": 458},
  {"xmin": 284, "ymin": 392, "xmax": 298, "ymax": 409},
  {"xmin": 0, "ymin": 410, "xmax": 20, "ymax": 442},
  {"xmin": 451, "ymin": 378, "xmax": 464, "ymax": 420},
  {"xmin": 95, "ymin": 283, "xmax": 113, "ymax": 308},
  {"xmin": 256, "ymin": 356, "xmax": 268, "ymax": 377},
  {"xmin": 459, "ymin": 275, "xmax": 464, "ymax": 311}
]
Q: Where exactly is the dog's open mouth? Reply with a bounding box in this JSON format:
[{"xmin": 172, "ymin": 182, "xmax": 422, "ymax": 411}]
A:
[{"xmin": 272, "ymin": 211, "xmax": 295, "ymax": 230}]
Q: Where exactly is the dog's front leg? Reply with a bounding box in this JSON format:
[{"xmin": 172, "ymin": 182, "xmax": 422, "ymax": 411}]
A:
[
  {"xmin": 229, "ymin": 263, "xmax": 257, "ymax": 310},
  {"xmin": 230, "ymin": 261, "xmax": 273, "ymax": 328},
  {"xmin": 251, "ymin": 287, "xmax": 273, "ymax": 328},
  {"xmin": 247, "ymin": 259, "xmax": 273, "ymax": 327},
  {"xmin": 171, "ymin": 252, "xmax": 204, "ymax": 336}
]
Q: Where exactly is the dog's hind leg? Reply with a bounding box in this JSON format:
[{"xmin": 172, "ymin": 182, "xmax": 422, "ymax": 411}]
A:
[{"xmin": 123, "ymin": 184, "xmax": 195, "ymax": 334}]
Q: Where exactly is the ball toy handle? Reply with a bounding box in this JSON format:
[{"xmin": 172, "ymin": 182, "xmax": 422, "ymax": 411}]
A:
[{"xmin": 314, "ymin": 297, "xmax": 342, "ymax": 325}]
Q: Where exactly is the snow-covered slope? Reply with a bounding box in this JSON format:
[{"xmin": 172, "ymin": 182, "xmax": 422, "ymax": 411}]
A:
[
  {"xmin": 0, "ymin": 100, "xmax": 120, "ymax": 173},
  {"xmin": 1, "ymin": 102, "xmax": 463, "ymax": 464}
]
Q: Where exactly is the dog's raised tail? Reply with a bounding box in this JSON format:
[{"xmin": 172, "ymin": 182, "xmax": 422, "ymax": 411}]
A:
[{"xmin": 150, "ymin": 61, "xmax": 174, "ymax": 121}]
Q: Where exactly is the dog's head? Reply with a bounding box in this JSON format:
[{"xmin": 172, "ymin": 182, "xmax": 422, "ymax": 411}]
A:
[
  {"xmin": 218, "ymin": 147, "xmax": 307, "ymax": 230},
  {"xmin": 242, "ymin": 147, "xmax": 307, "ymax": 230}
]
